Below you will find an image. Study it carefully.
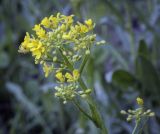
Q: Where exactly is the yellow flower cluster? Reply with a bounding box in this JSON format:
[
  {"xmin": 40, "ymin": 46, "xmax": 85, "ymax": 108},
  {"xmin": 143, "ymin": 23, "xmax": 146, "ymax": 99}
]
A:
[
  {"xmin": 54, "ymin": 70, "xmax": 82, "ymax": 103},
  {"xmin": 55, "ymin": 69, "xmax": 79, "ymax": 82},
  {"xmin": 19, "ymin": 13, "xmax": 105, "ymax": 76},
  {"xmin": 19, "ymin": 13, "xmax": 105, "ymax": 102},
  {"xmin": 121, "ymin": 97, "xmax": 155, "ymax": 122},
  {"xmin": 19, "ymin": 32, "xmax": 46, "ymax": 60}
]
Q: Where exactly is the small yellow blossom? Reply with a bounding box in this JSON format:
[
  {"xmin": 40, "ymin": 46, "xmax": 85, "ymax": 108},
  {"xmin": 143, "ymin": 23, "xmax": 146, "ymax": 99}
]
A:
[
  {"xmin": 85, "ymin": 19, "xmax": 93, "ymax": 26},
  {"xmin": 62, "ymin": 34, "xmax": 71, "ymax": 40},
  {"xmin": 79, "ymin": 24, "xmax": 88, "ymax": 33},
  {"xmin": 65, "ymin": 69, "xmax": 79, "ymax": 82},
  {"xmin": 55, "ymin": 72, "xmax": 65, "ymax": 82},
  {"xmin": 41, "ymin": 17, "xmax": 50, "ymax": 28},
  {"xmin": 43, "ymin": 63, "xmax": 52, "ymax": 77},
  {"xmin": 136, "ymin": 97, "xmax": 144, "ymax": 105},
  {"xmin": 28, "ymin": 40, "xmax": 45, "ymax": 59},
  {"xmin": 60, "ymin": 24, "xmax": 66, "ymax": 31},
  {"xmin": 33, "ymin": 24, "xmax": 46, "ymax": 38},
  {"xmin": 49, "ymin": 15, "xmax": 58, "ymax": 28},
  {"xmin": 18, "ymin": 32, "xmax": 31, "ymax": 53},
  {"xmin": 65, "ymin": 15, "xmax": 74, "ymax": 25}
]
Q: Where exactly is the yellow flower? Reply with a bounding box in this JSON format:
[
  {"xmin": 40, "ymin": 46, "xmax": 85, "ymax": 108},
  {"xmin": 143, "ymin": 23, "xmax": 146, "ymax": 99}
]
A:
[
  {"xmin": 60, "ymin": 24, "xmax": 66, "ymax": 31},
  {"xmin": 55, "ymin": 72, "xmax": 65, "ymax": 82},
  {"xmin": 80, "ymin": 25, "xmax": 88, "ymax": 33},
  {"xmin": 136, "ymin": 97, "xmax": 144, "ymax": 105},
  {"xmin": 18, "ymin": 32, "xmax": 31, "ymax": 53},
  {"xmin": 33, "ymin": 24, "xmax": 46, "ymax": 38},
  {"xmin": 41, "ymin": 17, "xmax": 50, "ymax": 28},
  {"xmin": 28, "ymin": 40, "xmax": 45, "ymax": 59},
  {"xmin": 62, "ymin": 34, "xmax": 71, "ymax": 40},
  {"xmin": 65, "ymin": 69, "xmax": 79, "ymax": 82},
  {"xmin": 43, "ymin": 63, "xmax": 52, "ymax": 77},
  {"xmin": 49, "ymin": 15, "xmax": 58, "ymax": 28},
  {"xmin": 64, "ymin": 15, "xmax": 74, "ymax": 25},
  {"xmin": 85, "ymin": 19, "xmax": 93, "ymax": 26}
]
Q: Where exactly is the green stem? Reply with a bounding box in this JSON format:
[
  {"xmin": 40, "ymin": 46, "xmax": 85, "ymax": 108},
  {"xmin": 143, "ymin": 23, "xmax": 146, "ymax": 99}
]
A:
[
  {"xmin": 73, "ymin": 100, "xmax": 93, "ymax": 121},
  {"xmin": 78, "ymin": 78, "xmax": 108, "ymax": 134},
  {"xmin": 79, "ymin": 54, "xmax": 90, "ymax": 74},
  {"xmin": 132, "ymin": 117, "xmax": 148, "ymax": 134},
  {"xmin": 59, "ymin": 49, "xmax": 74, "ymax": 70},
  {"xmin": 59, "ymin": 49, "xmax": 108, "ymax": 133},
  {"xmin": 132, "ymin": 121, "xmax": 140, "ymax": 134}
]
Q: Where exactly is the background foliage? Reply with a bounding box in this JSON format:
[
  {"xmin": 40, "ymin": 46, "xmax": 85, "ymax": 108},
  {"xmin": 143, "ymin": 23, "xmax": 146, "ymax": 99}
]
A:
[{"xmin": 0, "ymin": 0, "xmax": 160, "ymax": 134}]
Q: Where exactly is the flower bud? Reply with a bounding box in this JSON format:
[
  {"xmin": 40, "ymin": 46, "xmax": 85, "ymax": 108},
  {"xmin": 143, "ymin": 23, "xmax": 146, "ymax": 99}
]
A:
[
  {"xmin": 81, "ymin": 94, "xmax": 87, "ymax": 98},
  {"xmin": 136, "ymin": 97, "xmax": 144, "ymax": 105},
  {"xmin": 63, "ymin": 101, "xmax": 67, "ymax": 104},
  {"xmin": 127, "ymin": 117, "xmax": 132, "ymax": 121},
  {"xmin": 85, "ymin": 50, "xmax": 90, "ymax": 55},
  {"xmin": 149, "ymin": 112, "xmax": 155, "ymax": 117},
  {"xmin": 85, "ymin": 89, "xmax": 92, "ymax": 94},
  {"xmin": 53, "ymin": 56, "xmax": 57, "ymax": 62},
  {"xmin": 120, "ymin": 110, "xmax": 127, "ymax": 115}
]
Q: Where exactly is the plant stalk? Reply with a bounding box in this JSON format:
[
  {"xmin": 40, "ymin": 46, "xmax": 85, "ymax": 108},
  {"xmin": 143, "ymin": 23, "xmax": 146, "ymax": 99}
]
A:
[
  {"xmin": 132, "ymin": 117, "xmax": 148, "ymax": 134},
  {"xmin": 59, "ymin": 49, "xmax": 109, "ymax": 134}
]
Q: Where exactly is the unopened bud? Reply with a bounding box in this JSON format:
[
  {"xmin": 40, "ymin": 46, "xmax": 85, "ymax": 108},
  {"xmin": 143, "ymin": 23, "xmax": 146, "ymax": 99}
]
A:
[
  {"xmin": 149, "ymin": 112, "xmax": 155, "ymax": 117},
  {"xmin": 71, "ymin": 94, "xmax": 75, "ymax": 98},
  {"xmin": 128, "ymin": 109, "xmax": 132, "ymax": 113},
  {"xmin": 120, "ymin": 110, "xmax": 127, "ymax": 115},
  {"xmin": 136, "ymin": 97, "xmax": 144, "ymax": 105},
  {"xmin": 127, "ymin": 117, "xmax": 132, "ymax": 121},
  {"xmin": 96, "ymin": 40, "xmax": 106, "ymax": 45},
  {"xmin": 85, "ymin": 89, "xmax": 92, "ymax": 94},
  {"xmin": 81, "ymin": 94, "xmax": 87, "ymax": 98},
  {"xmin": 78, "ymin": 91, "xmax": 84, "ymax": 94},
  {"xmin": 63, "ymin": 101, "xmax": 67, "ymax": 104},
  {"xmin": 53, "ymin": 57, "xmax": 57, "ymax": 62},
  {"xmin": 57, "ymin": 34, "xmax": 61, "ymax": 39},
  {"xmin": 62, "ymin": 51, "xmax": 67, "ymax": 55},
  {"xmin": 85, "ymin": 50, "xmax": 90, "ymax": 55},
  {"xmin": 146, "ymin": 109, "xmax": 151, "ymax": 113}
]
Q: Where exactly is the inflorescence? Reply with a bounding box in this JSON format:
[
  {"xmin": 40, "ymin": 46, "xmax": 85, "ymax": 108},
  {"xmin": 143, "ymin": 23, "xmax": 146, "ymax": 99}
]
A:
[
  {"xmin": 18, "ymin": 13, "xmax": 105, "ymax": 103},
  {"xmin": 121, "ymin": 97, "xmax": 155, "ymax": 122}
]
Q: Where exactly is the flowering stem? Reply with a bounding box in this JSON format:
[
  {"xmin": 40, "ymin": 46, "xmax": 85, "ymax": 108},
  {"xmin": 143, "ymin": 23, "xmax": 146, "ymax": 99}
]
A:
[
  {"xmin": 59, "ymin": 49, "xmax": 108, "ymax": 134},
  {"xmin": 78, "ymin": 78, "xmax": 108, "ymax": 134},
  {"xmin": 132, "ymin": 117, "xmax": 148, "ymax": 134},
  {"xmin": 79, "ymin": 54, "xmax": 90, "ymax": 74},
  {"xmin": 59, "ymin": 49, "xmax": 74, "ymax": 70}
]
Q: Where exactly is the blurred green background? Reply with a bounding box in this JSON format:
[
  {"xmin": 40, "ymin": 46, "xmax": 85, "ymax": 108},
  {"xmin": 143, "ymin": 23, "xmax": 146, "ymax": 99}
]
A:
[{"xmin": 0, "ymin": 0, "xmax": 160, "ymax": 134}]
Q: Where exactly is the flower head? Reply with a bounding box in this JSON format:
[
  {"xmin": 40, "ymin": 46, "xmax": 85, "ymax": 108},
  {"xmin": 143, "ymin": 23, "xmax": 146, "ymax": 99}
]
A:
[
  {"xmin": 18, "ymin": 13, "xmax": 103, "ymax": 103},
  {"xmin": 121, "ymin": 97, "xmax": 155, "ymax": 123}
]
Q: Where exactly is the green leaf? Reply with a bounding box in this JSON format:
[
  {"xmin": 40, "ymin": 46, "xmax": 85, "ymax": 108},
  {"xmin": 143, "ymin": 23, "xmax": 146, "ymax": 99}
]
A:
[
  {"xmin": 135, "ymin": 56, "xmax": 160, "ymax": 95},
  {"xmin": 112, "ymin": 70, "xmax": 138, "ymax": 89},
  {"xmin": 0, "ymin": 51, "xmax": 10, "ymax": 68},
  {"xmin": 88, "ymin": 102, "xmax": 101, "ymax": 128},
  {"xmin": 138, "ymin": 40, "xmax": 150, "ymax": 59}
]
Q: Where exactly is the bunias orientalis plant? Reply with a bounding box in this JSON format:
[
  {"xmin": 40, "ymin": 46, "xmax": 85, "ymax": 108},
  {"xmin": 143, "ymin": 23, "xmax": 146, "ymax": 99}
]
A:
[
  {"xmin": 121, "ymin": 97, "xmax": 155, "ymax": 134},
  {"xmin": 18, "ymin": 13, "xmax": 107, "ymax": 133}
]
